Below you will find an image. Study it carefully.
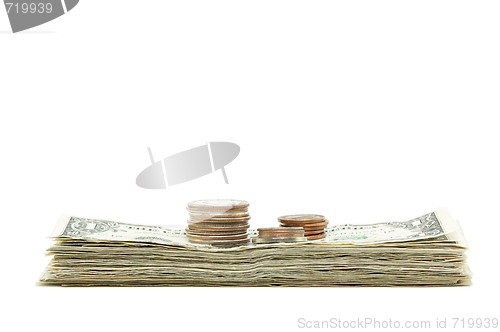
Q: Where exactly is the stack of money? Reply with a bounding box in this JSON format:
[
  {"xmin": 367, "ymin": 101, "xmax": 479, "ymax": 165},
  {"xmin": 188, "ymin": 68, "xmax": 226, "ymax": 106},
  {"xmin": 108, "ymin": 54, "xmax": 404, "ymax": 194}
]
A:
[
  {"xmin": 252, "ymin": 227, "xmax": 307, "ymax": 244},
  {"xmin": 38, "ymin": 208, "xmax": 472, "ymax": 287},
  {"xmin": 185, "ymin": 199, "xmax": 251, "ymax": 246},
  {"xmin": 278, "ymin": 214, "xmax": 329, "ymax": 240}
]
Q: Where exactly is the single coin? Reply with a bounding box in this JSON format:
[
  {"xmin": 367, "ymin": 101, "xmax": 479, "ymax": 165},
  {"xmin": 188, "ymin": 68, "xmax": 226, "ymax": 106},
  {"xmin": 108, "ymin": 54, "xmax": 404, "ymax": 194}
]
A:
[
  {"xmin": 187, "ymin": 222, "xmax": 249, "ymax": 229},
  {"xmin": 188, "ymin": 210, "xmax": 250, "ymax": 218},
  {"xmin": 188, "ymin": 205, "xmax": 249, "ymax": 211},
  {"xmin": 257, "ymin": 227, "xmax": 304, "ymax": 232},
  {"xmin": 187, "ymin": 220, "xmax": 250, "ymax": 227},
  {"xmin": 187, "ymin": 208, "xmax": 249, "ymax": 216},
  {"xmin": 279, "ymin": 223, "xmax": 325, "ymax": 231},
  {"xmin": 187, "ymin": 223, "xmax": 250, "ymax": 231},
  {"xmin": 252, "ymin": 237, "xmax": 308, "ymax": 244},
  {"xmin": 302, "ymin": 225, "xmax": 327, "ymax": 232},
  {"xmin": 187, "ymin": 237, "xmax": 250, "ymax": 245},
  {"xmin": 188, "ymin": 199, "xmax": 249, "ymax": 210},
  {"xmin": 258, "ymin": 232, "xmax": 305, "ymax": 238},
  {"xmin": 188, "ymin": 206, "xmax": 249, "ymax": 213},
  {"xmin": 188, "ymin": 216, "xmax": 251, "ymax": 222},
  {"xmin": 303, "ymin": 230, "xmax": 324, "ymax": 236},
  {"xmin": 279, "ymin": 220, "xmax": 329, "ymax": 228},
  {"xmin": 186, "ymin": 233, "xmax": 249, "ymax": 241},
  {"xmin": 185, "ymin": 228, "xmax": 248, "ymax": 236},
  {"xmin": 187, "ymin": 209, "xmax": 249, "ymax": 216},
  {"xmin": 278, "ymin": 214, "xmax": 325, "ymax": 223},
  {"xmin": 306, "ymin": 232, "xmax": 326, "ymax": 240}
]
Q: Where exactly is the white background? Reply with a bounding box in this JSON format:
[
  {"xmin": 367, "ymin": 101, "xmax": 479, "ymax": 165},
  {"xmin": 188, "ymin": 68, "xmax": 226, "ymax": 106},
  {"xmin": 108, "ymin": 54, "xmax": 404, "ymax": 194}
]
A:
[{"xmin": 1, "ymin": 1, "xmax": 499, "ymax": 331}]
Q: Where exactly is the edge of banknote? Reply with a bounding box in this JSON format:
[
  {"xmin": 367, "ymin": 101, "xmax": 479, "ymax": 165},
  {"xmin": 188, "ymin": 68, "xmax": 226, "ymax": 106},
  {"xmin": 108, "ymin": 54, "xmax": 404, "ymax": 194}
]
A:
[{"xmin": 47, "ymin": 207, "xmax": 468, "ymax": 248}]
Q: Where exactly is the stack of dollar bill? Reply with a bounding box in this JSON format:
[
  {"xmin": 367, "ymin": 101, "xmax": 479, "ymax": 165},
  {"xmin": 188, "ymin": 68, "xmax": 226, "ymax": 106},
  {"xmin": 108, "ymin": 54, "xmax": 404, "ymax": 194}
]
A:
[{"xmin": 38, "ymin": 208, "xmax": 472, "ymax": 287}]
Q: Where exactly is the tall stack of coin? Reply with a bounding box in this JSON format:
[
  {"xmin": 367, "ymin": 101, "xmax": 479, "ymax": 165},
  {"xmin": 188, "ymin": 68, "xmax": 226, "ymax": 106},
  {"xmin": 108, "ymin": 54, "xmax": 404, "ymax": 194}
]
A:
[
  {"xmin": 185, "ymin": 199, "xmax": 251, "ymax": 246},
  {"xmin": 252, "ymin": 227, "xmax": 307, "ymax": 244},
  {"xmin": 278, "ymin": 214, "xmax": 328, "ymax": 240}
]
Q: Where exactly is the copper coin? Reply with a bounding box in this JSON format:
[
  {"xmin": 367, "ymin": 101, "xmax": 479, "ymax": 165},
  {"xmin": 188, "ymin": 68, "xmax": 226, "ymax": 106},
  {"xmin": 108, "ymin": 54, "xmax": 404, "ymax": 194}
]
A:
[
  {"xmin": 280, "ymin": 220, "xmax": 329, "ymax": 228},
  {"xmin": 257, "ymin": 227, "xmax": 303, "ymax": 232},
  {"xmin": 185, "ymin": 228, "xmax": 248, "ymax": 236},
  {"xmin": 186, "ymin": 233, "xmax": 249, "ymax": 241},
  {"xmin": 304, "ymin": 230, "xmax": 324, "ymax": 236},
  {"xmin": 278, "ymin": 214, "xmax": 325, "ymax": 223},
  {"xmin": 306, "ymin": 232, "xmax": 326, "ymax": 240},
  {"xmin": 279, "ymin": 224, "xmax": 325, "ymax": 231},
  {"xmin": 187, "ymin": 223, "xmax": 250, "ymax": 231},
  {"xmin": 187, "ymin": 237, "xmax": 250, "ymax": 245},
  {"xmin": 188, "ymin": 199, "xmax": 249, "ymax": 210},
  {"xmin": 302, "ymin": 225, "xmax": 327, "ymax": 231},
  {"xmin": 279, "ymin": 220, "xmax": 329, "ymax": 228}
]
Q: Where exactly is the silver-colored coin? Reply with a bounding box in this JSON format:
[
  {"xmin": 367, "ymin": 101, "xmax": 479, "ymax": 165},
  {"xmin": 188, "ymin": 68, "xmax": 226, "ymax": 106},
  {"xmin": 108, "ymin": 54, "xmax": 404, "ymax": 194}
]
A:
[
  {"xmin": 188, "ymin": 199, "xmax": 249, "ymax": 209},
  {"xmin": 188, "ymin": 216, "xmax": 251, "ymax": 223},
  {"xmin": 252, "ymin": 237, "xmax": 308, "ymax": 244},
  {"xmin": 186, "ymin": 233, "xmax": 249, "ymax": 241},
  {"xmin": 187, "ymin": 223, "xmax": 250, "ymax": 231},
  {"xmin": 187, "ymin": 220, "xmax": 250, "ymax": 227},
  {"xmin": 258, "ymin": 232, "xmax": 305, "ymax": 238},
  {"xmin": 187, "ymin": 236, "xmax": 250, "ymax": 245},
  {"xmin": 188, "ymin": 210, "xmax": 250, "ymax": 218},
  {"xmin": 185, "ymin": 228, "xmax": 248, "ymax": 236}
]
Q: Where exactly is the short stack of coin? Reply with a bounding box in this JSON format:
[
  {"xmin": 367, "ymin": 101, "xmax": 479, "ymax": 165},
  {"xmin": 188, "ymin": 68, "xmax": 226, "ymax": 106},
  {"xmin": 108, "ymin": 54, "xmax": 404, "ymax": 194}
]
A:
[
  {"xmin": 278, "ymin": 214, "xmax": 328, "ymax": 240},
  {"xmin": 185, "ymin": 199, "xmax": 251, "ymax": 246},
  {"xmin": 252, "ymin": 227, "xmax": 307, "ymax": 244}
]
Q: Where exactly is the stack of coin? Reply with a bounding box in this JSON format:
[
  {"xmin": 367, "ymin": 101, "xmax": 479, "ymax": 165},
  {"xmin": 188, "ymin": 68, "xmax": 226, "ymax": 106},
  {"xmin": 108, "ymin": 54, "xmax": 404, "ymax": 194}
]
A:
[
  {"xmin": 252, "ymin": 227, "xmax": 307, "ymax": 244},
  {"xmin": 278, "ymin": 214, "xmax": 328, "ymax": 240},
  {"xmin": 185, "ymin": 199, "xmax": 251, "ymax": 246}
]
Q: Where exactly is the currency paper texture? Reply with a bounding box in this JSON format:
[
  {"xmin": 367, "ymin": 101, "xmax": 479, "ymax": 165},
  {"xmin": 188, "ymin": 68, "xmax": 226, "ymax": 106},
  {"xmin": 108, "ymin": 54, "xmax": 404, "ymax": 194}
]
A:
[
  {"xmin": 48, "ymin": 207, "xmax": 465, "ymax": 248},
  {"xmin": 39, "ymin": 208, "xmax": 471, "ymax": 286}
]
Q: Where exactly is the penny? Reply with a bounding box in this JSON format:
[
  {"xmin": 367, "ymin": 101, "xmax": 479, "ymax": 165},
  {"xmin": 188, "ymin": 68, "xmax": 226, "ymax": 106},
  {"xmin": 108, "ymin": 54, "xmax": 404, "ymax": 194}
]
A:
[
  {"xmin": 301, "ymin": 225, "xmax": 327, "ymax": 232},
  {"xmin": 187, "ymin": 237, "xmax": 251, "ymax": 246},
  {"xmin": 277, "ymin": 214, "xmax": 325, "ymax": 223},
  {"xmin": 306, "ymin": 232, "xmax": 326, "ymax": 241},
  {"xmin": 186, "ymin": 233, "xmax": 249, "ymax": 241},
  {"xmin": 252, "ymin": 237, "xmax": 308, "ymax": 244},
  {"xmin": 257, "ymin": 227, "xmax": 304, "ymax": 232},
  {"xmin": 185, "ymin": 228, "xmax": 248, "ymax": 236},
  {"xmin": 279, "ymin": 223, "xmax": 325, "ymax": 231},
  {"xmin": 303, "ymin": 230, "xmax": 324, "ymax": 236},
  {"xmin": 279, "ymin": 219, "xmax": 329, "ymax": 232},
  {"xmin": 188, "ymin": 199, "xmax": 249, "ymax": 210},
  {"xmin": 279, "ymin": 220, "xmax": 329, "ymax": 228}
]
